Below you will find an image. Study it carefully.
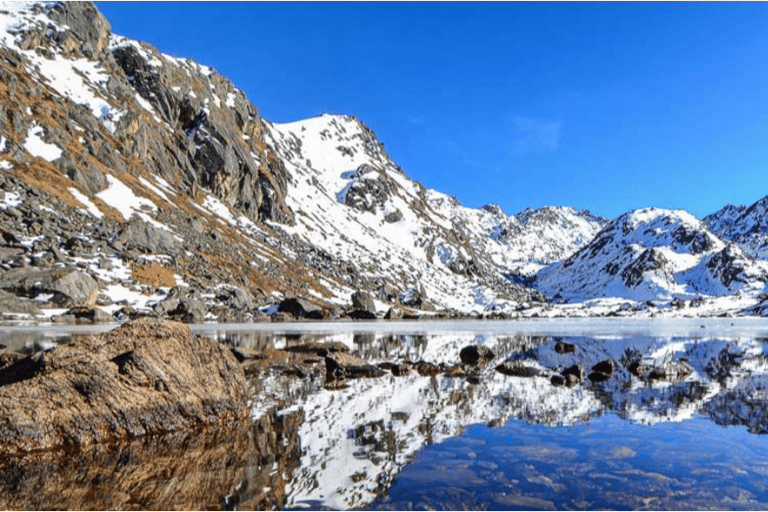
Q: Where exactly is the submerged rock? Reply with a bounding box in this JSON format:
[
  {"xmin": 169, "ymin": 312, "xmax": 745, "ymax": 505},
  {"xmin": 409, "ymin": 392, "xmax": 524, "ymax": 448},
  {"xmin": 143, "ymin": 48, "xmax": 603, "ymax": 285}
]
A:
[
  {"xmin": 560, "ymin": 364, "xmax": 585, "ymax": 387},
  {"xmin": 588, "ymin": 359, "xmax": 615, "ymax": 382},
  {"xmin": 324, "ymin": 352, "xmax": 384, "ymax": 382},
  {"xmin": 377, "ymin": 362, "xmax": 410, "ymax": 376},
  {"xmin": 627, "ymin": 358, "xmax": 694, "ymax": 383},
  {"xmin": 0, "ymin": 428, "xmax": 251, "ymax": 510},
  {"xmin": 554, "ymin": 340, "xmax": 576, "ymax": 354},
  {"xmin": 0, "ymin": 318, "xmax": 247, "ymax": 454},
  {"xmin": 459, "ymin": 345, "xmax": 495, "ymax": 365},
  {"xmin": 411, "ymin": 361, "xmax": 442, "ymax": 376},
  {"xmin": 495, "ymin": 361, "xmax": 541, "ymax": 377}
]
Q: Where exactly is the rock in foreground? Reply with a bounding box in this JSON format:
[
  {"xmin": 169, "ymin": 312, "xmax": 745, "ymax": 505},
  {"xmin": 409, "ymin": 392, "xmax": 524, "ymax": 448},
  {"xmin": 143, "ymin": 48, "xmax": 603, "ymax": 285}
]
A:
[{"xmin": 0, "ymin": 319, "xmax": 247, "ymax": 454}]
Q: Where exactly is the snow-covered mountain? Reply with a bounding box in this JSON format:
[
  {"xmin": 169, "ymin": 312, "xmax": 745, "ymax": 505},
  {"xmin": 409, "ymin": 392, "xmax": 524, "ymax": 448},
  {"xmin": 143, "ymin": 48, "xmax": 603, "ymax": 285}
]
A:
[
  {"xmin": 264, "ymin": 116, "xmax": 609, "ymax": 313},
  {"xmin": 537, "ymin": 207, "xmax": 768, "ymax": 302},
  {"xmin": 0, "ymin": 1, "xmax": 587, "ymax": 319},
  {"xmin": 427, "ymin": 200, "xmax": 608, "ymax": 278},
  {"xmin": 0, "ymin": 1, "xmax": 768, "ymax": 320},
  {"xmin": 705, "ymin": 196, "xmax": 768, "ymax": 259}
]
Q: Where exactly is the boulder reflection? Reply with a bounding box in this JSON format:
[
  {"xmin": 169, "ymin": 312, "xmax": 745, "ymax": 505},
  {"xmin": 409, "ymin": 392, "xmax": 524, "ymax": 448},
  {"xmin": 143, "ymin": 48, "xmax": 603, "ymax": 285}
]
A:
[{"xmin": 1, "ymin": 331, "xmax": 767, "ymax": 510}]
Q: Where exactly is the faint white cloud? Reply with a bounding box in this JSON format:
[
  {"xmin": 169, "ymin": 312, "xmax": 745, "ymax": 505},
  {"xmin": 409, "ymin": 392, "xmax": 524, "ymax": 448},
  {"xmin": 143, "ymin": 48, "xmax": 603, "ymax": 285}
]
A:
[
  {"xmin": 512, "ymin": 115, "xmax": 562, "ymax": 155},
  {"xmin": 443, "ymin": 139, "xmax": 500, "ymax": 172},
  {"xmin": 408, "ymin": 116, "xmax": 425, "ymax": 125}
]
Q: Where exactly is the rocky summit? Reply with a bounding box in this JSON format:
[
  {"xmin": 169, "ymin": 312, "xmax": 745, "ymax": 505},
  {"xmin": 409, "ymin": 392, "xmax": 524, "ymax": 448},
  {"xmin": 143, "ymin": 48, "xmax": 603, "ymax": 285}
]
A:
[{"xmin": 0, "ymin": 2, "xmax": 767, "ymax": 320}]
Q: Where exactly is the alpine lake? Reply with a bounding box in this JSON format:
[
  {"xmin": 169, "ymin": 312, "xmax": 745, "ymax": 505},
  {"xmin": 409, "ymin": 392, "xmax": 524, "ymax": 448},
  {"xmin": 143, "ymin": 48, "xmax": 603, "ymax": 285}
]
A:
[{"xmin": 1, "ymin": 318, "xmax": 768, "ymax": 510}]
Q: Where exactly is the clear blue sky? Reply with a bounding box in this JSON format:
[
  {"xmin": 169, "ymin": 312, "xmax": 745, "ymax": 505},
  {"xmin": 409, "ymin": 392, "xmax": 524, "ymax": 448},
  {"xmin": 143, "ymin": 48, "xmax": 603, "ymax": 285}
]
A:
[{"xmin": 97, "ymin": 2, "xmax": 768, "ymax": 220}]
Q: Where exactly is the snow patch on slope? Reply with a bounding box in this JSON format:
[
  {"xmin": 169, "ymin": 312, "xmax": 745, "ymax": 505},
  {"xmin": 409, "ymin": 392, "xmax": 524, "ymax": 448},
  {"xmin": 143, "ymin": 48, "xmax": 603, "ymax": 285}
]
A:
[
  {"xmin": 96, "ymin": 174, "xmax": 156, "ymax": 221},
  {"xmin": 24, "ymin": 124, "xmax": 62, "ymax": 161}
]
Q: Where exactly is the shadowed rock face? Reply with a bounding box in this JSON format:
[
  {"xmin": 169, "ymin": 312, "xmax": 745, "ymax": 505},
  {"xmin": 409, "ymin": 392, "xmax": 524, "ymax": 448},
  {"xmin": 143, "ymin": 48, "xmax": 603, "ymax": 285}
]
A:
[
  {"xmin": 0, "ymin": 429, "xmax": 251, "ymax": 510},
  {"xmin": 0, "ymin": 408, "xmax": 305, "ymax": 511},
  {"xmin": 0, "ymin": 318, "xmax": 248, "ymax": 454}
]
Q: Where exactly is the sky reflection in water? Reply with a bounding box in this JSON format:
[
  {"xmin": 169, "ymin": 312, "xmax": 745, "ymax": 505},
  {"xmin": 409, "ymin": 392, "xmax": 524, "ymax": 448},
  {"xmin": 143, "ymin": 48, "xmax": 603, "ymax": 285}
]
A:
[{"xmin": 2, "ymin": 322, "xmax": 768, "ymax": 510}]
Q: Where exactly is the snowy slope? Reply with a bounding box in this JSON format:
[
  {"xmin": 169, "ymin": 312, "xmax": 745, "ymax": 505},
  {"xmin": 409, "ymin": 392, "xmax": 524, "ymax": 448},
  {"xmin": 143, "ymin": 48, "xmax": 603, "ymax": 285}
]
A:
[
  {"xmin": 425, "ymin": 199, "xmax": 609, "ymax": 279},
  {"xmin": 265, "ymin": 116, "xmax": 603, "ymax": 314},
  {"xmin": 265, "ymin": 116, "xmax": 609, "ymax": 314},
  {"xmin": 704, "ymin": 203, "xmax": 747, "ymax": 238},
  {"xmin": 537, "ymin": 207, "xmax": 768, "ymax": 302},
  {"xmin": 705, "ymin": 196, "xmax": 768, "ymax": 259},
  {"xmin": 0, "ymin": 2, "xmax": 607, "ymax": 319},
  {"xmin": 3, "ymin": 1, "xmax": 768, "ymax": 319}
]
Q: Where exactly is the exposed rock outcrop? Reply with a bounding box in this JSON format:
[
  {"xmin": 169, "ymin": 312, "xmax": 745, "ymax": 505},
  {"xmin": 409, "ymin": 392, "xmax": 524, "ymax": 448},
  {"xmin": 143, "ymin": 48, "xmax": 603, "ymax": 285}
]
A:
[
  {"xmin": 0, "ymin": 318, "xmax": 247, "ymax": 454},
  {"xmin": 0, "ymin": 267, "xmax": 98, "ymax": 307}
]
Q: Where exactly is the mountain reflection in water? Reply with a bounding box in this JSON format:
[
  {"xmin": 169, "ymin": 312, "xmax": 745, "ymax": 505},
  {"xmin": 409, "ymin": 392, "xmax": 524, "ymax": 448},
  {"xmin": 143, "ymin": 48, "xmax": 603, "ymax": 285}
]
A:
[{"xmin": 1, "ymin": 327, "xmax": 768, "ymax": 510}]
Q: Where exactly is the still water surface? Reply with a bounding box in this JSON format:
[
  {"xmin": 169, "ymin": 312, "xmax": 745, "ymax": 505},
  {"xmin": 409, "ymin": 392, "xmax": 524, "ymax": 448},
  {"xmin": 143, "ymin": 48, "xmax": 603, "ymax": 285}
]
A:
[{"xmin": 1, "ymin": 319, "xmax": 768, "ymax": 510}]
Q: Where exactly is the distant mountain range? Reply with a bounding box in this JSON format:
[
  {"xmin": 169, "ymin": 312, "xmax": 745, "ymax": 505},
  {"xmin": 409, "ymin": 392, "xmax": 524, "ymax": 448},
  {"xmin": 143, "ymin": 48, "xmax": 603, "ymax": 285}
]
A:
[{"xmin": 0, "ymin": 1, "xmax": 767, "ymax": 320}]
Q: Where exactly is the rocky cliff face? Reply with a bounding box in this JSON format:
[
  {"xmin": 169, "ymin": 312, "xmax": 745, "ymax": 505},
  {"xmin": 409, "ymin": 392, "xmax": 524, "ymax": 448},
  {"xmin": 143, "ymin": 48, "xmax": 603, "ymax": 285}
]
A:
[
  {"xmin": 2, "ymin": 1, "xmax": 768, "ymax": 320},
  {"xmin": 705, "ymin": 196, "xmax": 768, "ymax": 260},
  {"xmin": 0, "ymin": 1, "xmax": 613, "ymax": 321},
  {"xmin": 0, "ymin": 1, "xmax": 322, "ymax": 321}
]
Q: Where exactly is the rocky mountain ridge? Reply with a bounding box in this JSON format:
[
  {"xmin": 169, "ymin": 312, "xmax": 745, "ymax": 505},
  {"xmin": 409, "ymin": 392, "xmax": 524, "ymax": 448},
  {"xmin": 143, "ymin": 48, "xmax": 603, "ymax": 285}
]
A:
[
  {"xmin": 705, "ymin": 197, "xmax": 768, "ymax": 260},
  {"xmin": 0, "ymin": 1, "xmax": 767, "ymax": 321},
  {"xmin": 538, "ymin": 207, "xmax": 768, "ymax": 305}
]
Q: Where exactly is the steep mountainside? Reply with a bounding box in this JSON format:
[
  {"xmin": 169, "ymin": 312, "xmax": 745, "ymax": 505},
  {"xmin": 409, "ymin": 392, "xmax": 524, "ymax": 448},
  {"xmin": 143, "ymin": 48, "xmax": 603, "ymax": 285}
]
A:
[
  {"xmin": 0, "ymin": 1, "xmax": 611, "ymax": 321},
  {"xmin": 425, "ymin": 200, "xmax": 608, "ymax": 279},
  {"xmin": 537, "ymin": 207, "xmax": 768, "ymax": 302},
  {"xmin": 1, "ymin": 1, "xmax": 768, "ymax": 321},
  {"xmin": 705, "ymin": 196, "xmax": 768, "ymax": 259},
  {"xmin": 264, "ymin": 115, "xmax": 545, "ymax": 313}
]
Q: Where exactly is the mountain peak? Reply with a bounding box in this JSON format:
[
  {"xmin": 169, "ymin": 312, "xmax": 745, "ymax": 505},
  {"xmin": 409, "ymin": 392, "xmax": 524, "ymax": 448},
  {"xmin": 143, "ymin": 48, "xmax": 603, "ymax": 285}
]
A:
[
  {"xmin": 0, "ymin": 1, "xmax": 767, "ymax": 320},
  {"xmin": 536, "ymin": 205, "xmax": 768, "ymax": 303}
]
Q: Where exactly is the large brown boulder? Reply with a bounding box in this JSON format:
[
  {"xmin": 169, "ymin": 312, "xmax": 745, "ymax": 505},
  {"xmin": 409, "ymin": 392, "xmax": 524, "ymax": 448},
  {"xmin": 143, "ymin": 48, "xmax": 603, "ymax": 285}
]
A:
[
  {"xmin": 0, "ymin": 318, "xmax": 248, "ymax": 454},
  {"xmin": 0, "ymin": 267, "xmax": 98, "ymax": 307}
]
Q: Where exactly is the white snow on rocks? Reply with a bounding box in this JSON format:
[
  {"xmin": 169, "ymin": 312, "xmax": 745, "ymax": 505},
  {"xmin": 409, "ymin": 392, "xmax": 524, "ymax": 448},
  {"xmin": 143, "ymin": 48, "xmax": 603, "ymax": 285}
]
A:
[
  {"xmin": 138, "ymin": 176, "xmax": 171, "ymax": 203},
  {"xmin": 0, "ymin": 3, "xmax": 126, "ymax": 135},
  {"xmin": 68, "ymin": 187, "xmax": 103, "ymax": 218},
  {"xmin": 24, "ymin": 124, "xmax": 62, "ymax": 161},
  {"xmin": 108, "ymin": 34, "xmax": 163, "ymax": 67},
  {"xmin": 96, "ymin": 174, "xmax": 157, "ymax": 221},
  {"xmin": 0, "ymin": 190, "xmax": 22, "ymax": 209},
  {"xmin": 537, "ymin": 207, "xmax": 768, "ymax": 303},
  {"xmin": 265, "ymin": 114, "xmax": 607, "ymax": 315}
]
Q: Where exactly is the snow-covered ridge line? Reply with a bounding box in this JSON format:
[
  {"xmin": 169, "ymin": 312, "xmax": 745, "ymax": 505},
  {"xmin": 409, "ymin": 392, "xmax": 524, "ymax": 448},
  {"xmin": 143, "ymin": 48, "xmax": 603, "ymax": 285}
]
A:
[
  {"xmin": 537, "ymin": 207, "xmax": 768, "ymax": 307},
  {"xmin": 1, "ymin": 1, "xmax": 768, "ymax": 320}
]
